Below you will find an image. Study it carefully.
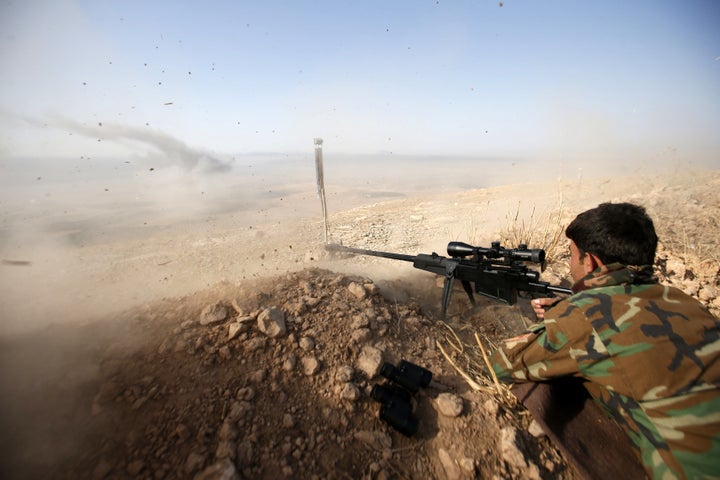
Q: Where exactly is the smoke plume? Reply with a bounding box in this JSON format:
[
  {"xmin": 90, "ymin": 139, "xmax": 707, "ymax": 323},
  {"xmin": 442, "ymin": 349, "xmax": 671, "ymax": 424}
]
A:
[{"xmin": 50, "ymin": 116, "xmax": 232, "ymax": 173}]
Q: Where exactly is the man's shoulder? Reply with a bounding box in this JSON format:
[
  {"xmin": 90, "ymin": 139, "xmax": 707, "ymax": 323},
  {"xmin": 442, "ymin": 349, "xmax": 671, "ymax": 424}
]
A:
[
  {"xmin": 549, "ymin": 282, "xmax": 717, "ymax": 339},
  {"xmin": 573, "ymin": 281, "xmax": 659, "ymax": 297},
  {"xmin": 567, "ymin": 281, "xmax": 702, "ymax": 305},
  {"xmin": 569, "ymin": 282, "xmax": 713, "ymax": 314},
  {"xmin": 558, "ymin": 283, "xmax": 659, "ymax": 313},
  {"xmin": 556, "ymin": 282, "xmax": 719, "ymax": 352}
]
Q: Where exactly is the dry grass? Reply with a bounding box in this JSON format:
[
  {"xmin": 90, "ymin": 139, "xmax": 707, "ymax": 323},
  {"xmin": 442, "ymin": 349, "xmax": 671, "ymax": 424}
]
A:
[
  {"xmin": 498, "ymin": 193, "xmax": 568, "ymax": 264},
  {"xmin": 435, "ymin": 322, "xmax": 519, "ymax": 410},
  {"xmin": 659, "ymin": 222, "xmax": 720, "ymax": 266}
]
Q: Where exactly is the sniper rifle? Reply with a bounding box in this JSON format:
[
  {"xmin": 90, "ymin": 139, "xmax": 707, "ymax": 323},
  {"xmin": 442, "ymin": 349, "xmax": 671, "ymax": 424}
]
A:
[{"xmin": 326, "ymin": 241, "xmax": 572, "ymax": 315}]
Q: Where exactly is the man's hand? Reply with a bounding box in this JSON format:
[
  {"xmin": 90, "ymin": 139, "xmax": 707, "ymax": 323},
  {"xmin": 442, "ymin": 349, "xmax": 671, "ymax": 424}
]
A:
[{"xmin": 532, "ymin": 297, "xmax": 561, "ymax": 320}]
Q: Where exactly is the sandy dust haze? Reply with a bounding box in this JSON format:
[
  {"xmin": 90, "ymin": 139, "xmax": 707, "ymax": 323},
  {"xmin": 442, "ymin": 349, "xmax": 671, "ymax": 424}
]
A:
[{"xmin": 0, "ymin": 151, "xmax": 619, "ymax": 335}]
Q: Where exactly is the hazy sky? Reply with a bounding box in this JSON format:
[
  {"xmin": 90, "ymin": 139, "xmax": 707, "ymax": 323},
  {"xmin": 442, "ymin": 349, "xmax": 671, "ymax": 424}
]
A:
[{"xmin": 1, "ymin": 0, "xmax": 719, "ymax": 163}]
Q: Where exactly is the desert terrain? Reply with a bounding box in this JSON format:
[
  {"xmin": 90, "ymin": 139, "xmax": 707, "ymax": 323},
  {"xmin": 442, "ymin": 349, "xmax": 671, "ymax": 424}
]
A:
[{"xmin": 0, "ymin": 165, "xmax": 718, "ymax": 479}]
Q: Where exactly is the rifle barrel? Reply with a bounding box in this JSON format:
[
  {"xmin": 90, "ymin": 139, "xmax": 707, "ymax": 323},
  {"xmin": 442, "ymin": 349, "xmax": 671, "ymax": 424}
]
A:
[
  {"xmin": 548, "ymin": 285, "xmax": 573, "ymax": 295},
  {"xmin": 326, "ymin": 244, "xmax": 416, "ymax": 263}
]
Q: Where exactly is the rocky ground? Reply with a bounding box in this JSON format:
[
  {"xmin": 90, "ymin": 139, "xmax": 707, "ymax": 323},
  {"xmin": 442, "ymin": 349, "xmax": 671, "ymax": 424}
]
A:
[
  {"xmin": 1, "ymin": 267, "xmax": 578, "ymax": 480},
  {"xmin": 1, "ymin": 169, "xmax": 718, "ymax": 479}
]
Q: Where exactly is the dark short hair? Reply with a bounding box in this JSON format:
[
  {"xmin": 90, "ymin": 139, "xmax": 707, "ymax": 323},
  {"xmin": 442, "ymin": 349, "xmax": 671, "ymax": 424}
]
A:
[{"xmin": 565, "ymin": 202, "xmax": 658, "ymax": 266}]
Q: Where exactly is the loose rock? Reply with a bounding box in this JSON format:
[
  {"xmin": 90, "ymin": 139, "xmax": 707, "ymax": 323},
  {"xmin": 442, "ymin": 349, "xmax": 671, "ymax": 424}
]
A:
[
  {"xmin": 194, "ymin": 459, "xmax": 240, "ymax": 480},
  {"xmin": 348, "ymin": 282, "xmax": 367, "ymax": 299},
  {"xmin": 199, "ymin": 302, "xmax": 228, "ymax": 326},
  {"xmin": 257, "ymin": 307, "xmax": 287, "ymax": 338},
  {"xmin": 436, "ymin": 393, "xmax": 464, "ymax": 417},
  {"xmin": 357, "ymin": 345, "xmax": 383, "ymax": 379},
  {"xmin": 302, "ymin": 356, "xmax": 321, "ymax": 376}
]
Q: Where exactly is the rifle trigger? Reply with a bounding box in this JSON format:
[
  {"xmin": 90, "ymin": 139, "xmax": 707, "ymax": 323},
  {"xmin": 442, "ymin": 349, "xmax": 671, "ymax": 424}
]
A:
[{"xmin": 461, "ymin": 280, "xmax": 475, "ymax": 306}]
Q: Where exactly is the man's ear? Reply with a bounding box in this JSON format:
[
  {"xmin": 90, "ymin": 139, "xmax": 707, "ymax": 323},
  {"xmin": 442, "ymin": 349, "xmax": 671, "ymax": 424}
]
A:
[{"xmin": 583, "ymin": 253, "xmax": 605, "ymax": 274}]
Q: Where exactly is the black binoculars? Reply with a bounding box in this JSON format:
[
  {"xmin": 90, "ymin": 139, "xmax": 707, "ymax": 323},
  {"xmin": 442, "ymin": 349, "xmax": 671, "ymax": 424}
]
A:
[{"xmin": 371, "ymin": 360, "xmax": 433, "ymax": 437}]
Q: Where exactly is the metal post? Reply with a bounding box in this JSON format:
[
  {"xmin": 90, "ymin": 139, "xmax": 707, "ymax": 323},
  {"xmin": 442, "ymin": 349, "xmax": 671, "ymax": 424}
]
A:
[{"xmin": 314, "ymin": 138, "xmax": 330, "ymax": 244}]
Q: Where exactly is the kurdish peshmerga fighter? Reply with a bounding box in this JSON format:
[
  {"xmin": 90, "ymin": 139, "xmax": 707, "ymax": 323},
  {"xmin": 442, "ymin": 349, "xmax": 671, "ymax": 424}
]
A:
[{"xmin": 490, "ymin": 202, "xmax": 720, "ymax": 479}]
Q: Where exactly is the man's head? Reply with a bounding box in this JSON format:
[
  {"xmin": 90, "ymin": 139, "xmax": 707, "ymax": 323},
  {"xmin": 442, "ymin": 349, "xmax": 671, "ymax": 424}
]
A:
[{"xmin": 565, "ymin": 202, "xmax": 658, "ymax": 281}]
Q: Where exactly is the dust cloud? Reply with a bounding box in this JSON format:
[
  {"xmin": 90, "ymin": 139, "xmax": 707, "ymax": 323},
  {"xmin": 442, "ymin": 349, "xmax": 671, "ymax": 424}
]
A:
[{"xmin": 0, "ymin": 150, "xmax": 694, "ymax": 336}]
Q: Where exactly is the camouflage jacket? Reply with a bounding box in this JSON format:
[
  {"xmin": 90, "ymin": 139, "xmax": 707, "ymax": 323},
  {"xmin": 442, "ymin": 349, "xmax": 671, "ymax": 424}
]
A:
[{"xmin": 491, "ymin": 263, "xmax": 720, "ymax": 479}]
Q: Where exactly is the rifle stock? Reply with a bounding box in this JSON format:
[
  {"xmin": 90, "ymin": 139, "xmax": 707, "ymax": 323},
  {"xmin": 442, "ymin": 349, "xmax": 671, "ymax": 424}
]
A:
[{"xmin": 326, "ymin": 242, "xmax": 572, "ymax": 315}]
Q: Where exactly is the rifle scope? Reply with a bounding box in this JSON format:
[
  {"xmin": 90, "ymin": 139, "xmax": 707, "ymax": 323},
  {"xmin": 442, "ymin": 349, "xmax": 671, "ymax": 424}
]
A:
[{"xmin": 447, "ymin": 241, "xmax": 545, "ymax": 264}]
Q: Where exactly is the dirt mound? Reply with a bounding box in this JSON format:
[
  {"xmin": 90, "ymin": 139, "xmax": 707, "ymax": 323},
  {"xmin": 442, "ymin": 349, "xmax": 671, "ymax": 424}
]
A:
[{"xmin": 1, "ymin": 268, "xmax": 576, "ymax": 480}]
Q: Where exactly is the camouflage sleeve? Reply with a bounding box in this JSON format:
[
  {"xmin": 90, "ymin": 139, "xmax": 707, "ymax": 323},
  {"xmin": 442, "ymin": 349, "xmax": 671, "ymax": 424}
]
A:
[{"xmin": 490, "ymin": 303, "xmax": 587, "ymax": 383}]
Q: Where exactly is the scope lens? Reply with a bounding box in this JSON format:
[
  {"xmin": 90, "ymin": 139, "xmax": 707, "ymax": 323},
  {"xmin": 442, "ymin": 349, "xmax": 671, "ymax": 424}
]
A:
[
  {"xmin": 379, "ymin": 362, "xmax": 396, "ymax": 379},
  {"xmin": 398, "ymin": 360, "xmax": 433, "ymax": 388},
  {"xmin": 379, "ymin": 401, "xmax": 418, "ymax": 437},
  {"xmin": 370, "ymin": 384, "xmax": 393, "ymax": 403},
  {"xmin": 447, "ymin": 241, "xmax": 475, "ymax": 257}
]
